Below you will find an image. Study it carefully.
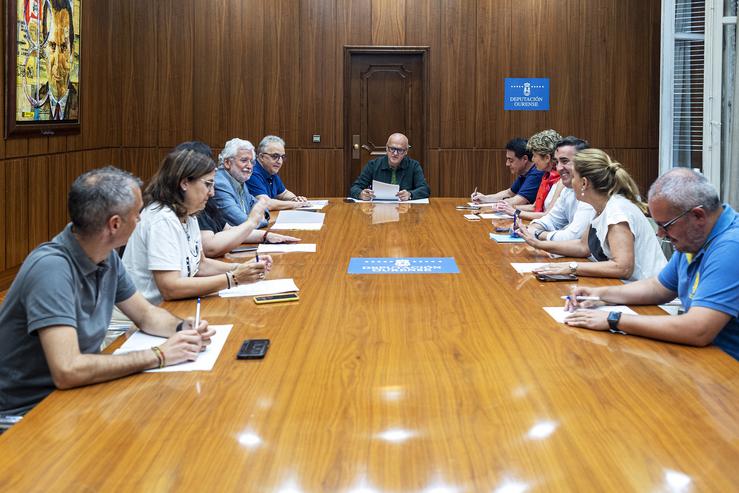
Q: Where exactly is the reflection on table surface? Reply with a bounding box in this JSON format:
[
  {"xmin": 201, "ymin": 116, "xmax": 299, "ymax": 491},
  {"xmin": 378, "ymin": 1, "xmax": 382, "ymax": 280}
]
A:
[{"xmin": 1, "ymin": 199, "xmax": 737, "ymax": 492}]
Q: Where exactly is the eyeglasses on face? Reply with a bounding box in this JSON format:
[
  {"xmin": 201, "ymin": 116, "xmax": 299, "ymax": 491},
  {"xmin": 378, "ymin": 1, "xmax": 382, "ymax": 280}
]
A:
[
  {"xmin": 655, "ymin": 205, "xmax": 703, "ymax": 233},
  {"xmin": 199, "ymin": 178, "xmax": 215, "ymax": 190},
  {"xmin": 386, "ymin": 146, "xmax": 408, "ymax": 155},
  {"xmin": 261, "ymin": 152, "xmax": 287, "ymax": 162}
]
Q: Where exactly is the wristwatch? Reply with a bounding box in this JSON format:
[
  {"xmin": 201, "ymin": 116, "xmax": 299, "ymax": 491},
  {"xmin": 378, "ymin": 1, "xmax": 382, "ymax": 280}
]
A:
[
  {"xmin": 607, "ymin": 311, "xmax": 626, "ymax": 335},
  {"xmin": 569, "ymin": 262, "xmax": 578, "ymax": 274},
  {"xmin": 534, "ymin": 229, "xmax": 544, "ymax": 240}
]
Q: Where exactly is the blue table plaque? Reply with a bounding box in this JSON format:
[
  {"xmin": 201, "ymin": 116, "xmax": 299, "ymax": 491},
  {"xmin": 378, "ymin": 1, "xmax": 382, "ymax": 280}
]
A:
[{"xmin": 348, "ymin": 257, "xmax": 460, "ymax": 274}]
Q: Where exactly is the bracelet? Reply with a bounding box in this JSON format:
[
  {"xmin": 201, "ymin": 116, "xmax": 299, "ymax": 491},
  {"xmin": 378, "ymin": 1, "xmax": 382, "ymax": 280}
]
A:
[
  {"xmin": 225, "ymin": 271, "xmax": 232, "ymax": 289},
  {"xmin": 534, "ymin": 229, "xmax": 544, "ymax": 240},
  {"xmin": 150, "ymin": 346, "xmax": 165, "ymax": 369},
  {"xmin": 262, "ymin": 230, "xmax": 269, "ymax": 243},
  {"xmin": 175, "ymin": 321, "xmax": 184, "ymax": 332}
]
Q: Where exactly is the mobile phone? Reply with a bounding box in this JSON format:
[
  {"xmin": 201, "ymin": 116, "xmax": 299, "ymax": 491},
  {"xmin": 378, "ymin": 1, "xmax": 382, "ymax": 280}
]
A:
[
  {"xmin": 237, "ymin": 339, "xmax": 270, "ymax": 359},
  {"xmin": 495, "ymin": 226, "xmax": 510, "ymax": 233},
  {"xmin": 535, "ymin": 273, "xmax": 578, "ymax": 282},
  {"xmin": 253, "ymin": 292, "xmax": 300, "ymax": 304},
  {"xmin": 464, "ymin": 214, "xmax": 480, "ymax": 221}
]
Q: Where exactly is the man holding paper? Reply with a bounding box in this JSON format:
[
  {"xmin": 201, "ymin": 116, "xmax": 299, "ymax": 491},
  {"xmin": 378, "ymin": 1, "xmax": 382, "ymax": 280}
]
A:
[
  {"xmin": 0, "ymin": 167, "xmax": 214, "ymax": 417},
  {"xmin": 349, "ymin": 133, "xmax": 430, "ymax": 201}
]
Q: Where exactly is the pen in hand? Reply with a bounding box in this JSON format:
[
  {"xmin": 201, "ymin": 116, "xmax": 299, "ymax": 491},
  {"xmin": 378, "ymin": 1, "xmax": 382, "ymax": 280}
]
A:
[
  {"xmin": 561, "ymin": 296, "xmax": 601, "ymax": 301},
  {"xmin": 194, "ymin": 297, "xmax": 201, "ymax": 330}
]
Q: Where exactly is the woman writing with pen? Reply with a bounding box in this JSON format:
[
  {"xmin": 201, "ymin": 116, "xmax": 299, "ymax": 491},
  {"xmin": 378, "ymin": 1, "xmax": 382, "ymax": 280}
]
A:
[{"xmin": 122, "ymin": 148, "xmax": 273, "ymax": 304}]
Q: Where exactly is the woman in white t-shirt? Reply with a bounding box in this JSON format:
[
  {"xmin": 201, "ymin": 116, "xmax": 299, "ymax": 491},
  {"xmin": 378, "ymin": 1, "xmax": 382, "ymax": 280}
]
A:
[
  {"xmin": 123, "ymin": 149, "xmax": 272, "ymax": 305},
  {"xmin": 531, "ymin": 148, "xmax": 666, "ymax": 281}
]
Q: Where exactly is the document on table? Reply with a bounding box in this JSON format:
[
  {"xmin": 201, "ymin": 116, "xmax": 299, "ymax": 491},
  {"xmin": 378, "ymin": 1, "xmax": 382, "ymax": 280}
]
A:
[
  {"xmin": 346, "ymin": 197, "xmax": 430, "ymax": 204},
  {"xmin": 489, "ymin": 233, "xmax": 525, "ymax": 243},
  {"xmin": 271, "ymin": 210, "xmax": 325, "ymax": 230},
  {"xmin": 113, "ymin": 325, "xmax": 233, "ymax": 372},
  {"xmin": 510, "ymin": 262, "xmax": 549, "ymax": 274},
  {"xmin": 543, "ymin": 306, "xmax": 637, "ymax": 324},
  {"xmin": 372, "ymin": 180, "xmax": 400, "ymax": 200},
  {"xmin": 480, "ymin": 212, "xmax": 514, "ymax": 219},
  {"xmin": 467, "ymin": 202, "xmax": 498, "ymax": 207},
  {"xmin": 219, "ymin": 278, "xmax": 299, "ymax": 298},
  {"xmin": 298, "ymin": 200, "xmax": 329, "ymax": 210},
  {"xmin": 256, "ymin": 243, "xmax": 316, "ymax": 253}
]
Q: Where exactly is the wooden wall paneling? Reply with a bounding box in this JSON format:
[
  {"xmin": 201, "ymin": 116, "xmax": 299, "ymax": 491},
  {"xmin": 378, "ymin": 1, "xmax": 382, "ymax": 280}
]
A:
[
  {"xmin": 119, "ymin": 148, "xmax": 161, "ymax": 185},
  {"xmin": 507, "ymin": 0, "xmax": 567, "ymax": 139},
  {"xmin": 604, "ymin": 148, "xmax": 659, "ymax": 198},
  {"xmin": 439, "ymin": 0, "xmax": 476, "ymax": 149},
  {"xmin": 48, "ymin": 154, "xmax": 69, "ymax": 236},
  {"xmin": 336, "ymin": 0, "xmax": 372, "ymax": 147},
  {"xmin": 300, "ymin": 0, "xmax": 337, "ymax": 148},
  {"xmin": 0, "ymin": 164, "xmax": 5, "ymax": 270},
  {"xmin": 227, "ymin": 0, "xmax": 264, "ymax": 144},
  {"xmin": 578, "ymin": 0, "xmax": 611, "ymax": 147},
  {"xmin": 157, "ymin": 0, "xmax": 194, "ymax": 148},
  {"xmin": 475, "ymin": 0, "xmax": 512, "ymax": 148},
  {"xmin": 121, "ymin": 0, "xmax": 158, "ymax": 147},
  {"xmin": 276, "ymin": 148, "xmax": 303, "ymax": 196},
  {"xmin": 28, "ymin": 156, "xmax": 50, "ymax": 250},
  {"xmin": 27, "ymin": 138, "xmax": 48, "ymax": 156},
  {"xmin": 476, "ymin": 149, "xmax": 510, "ymax": 197},
  {"xmin": 299, "ymin": 149, "xmax": 343, "ymax": 197},
  {"xmin": 263, "ymin": 0, "xmax": 299, "ymax": 144},
  {"xmin": 47, "ymin": 135, "xmax": 67, "ymax": 154},
  {"xmin": 83, "ymin": 148, "xmax": 116, "ymax": 172},
  {"xmin": 372, "ymin": 0, "xmax": 406, "ymax": 45},
  {"xmin": 423, "ymin": 149, "xmax": 439, "ymax": 196},
  {"xmin": 193, "ymin": 0, "xmax": 231, "ymax": 147},
  {"xmin": 4, "ymin": 139, "xmax": 29, "ymax": 159},
  {"xmin": 437, "ymin": 150, "xmax": 477, "ymax": 197},
  {"xmin": 610, "ymin": 0, "xmax": 660, "ymax": 148},
  {"xmin": 5, "ymin": 159, "xmax": 29, "ymax": 269},
  {"xmin": 82, "ymin": 0, "xmax": 120, "ymax": 149},
  {"xmin": 405, "ymin": 0, "xmax": 441, "ymax": 149}
]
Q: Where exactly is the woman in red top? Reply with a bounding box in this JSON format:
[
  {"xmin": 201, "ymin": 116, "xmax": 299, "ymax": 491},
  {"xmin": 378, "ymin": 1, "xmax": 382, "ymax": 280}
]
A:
[{"xmin": 497, "ymin": 129, "xmax": 563, "ymax": 221}]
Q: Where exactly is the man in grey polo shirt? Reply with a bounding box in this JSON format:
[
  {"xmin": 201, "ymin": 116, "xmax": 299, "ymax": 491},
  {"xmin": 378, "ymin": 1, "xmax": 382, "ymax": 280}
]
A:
[{"xmin": 0, "ymin": 167, "xmax": 214, "ymax": 417}]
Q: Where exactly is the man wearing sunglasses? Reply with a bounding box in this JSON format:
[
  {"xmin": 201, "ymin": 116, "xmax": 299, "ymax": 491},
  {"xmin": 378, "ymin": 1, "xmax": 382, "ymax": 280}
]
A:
[
  {"xmin": 349, "ymin": 133, "xmax": 430, "ymax": 201},
  {"xmin": 246, "ymin": 135, "xmax": 307, "ymax": 210},
  {"xmin": 563, "ymin": 168, "xmax": 738, "ymax": 360}
]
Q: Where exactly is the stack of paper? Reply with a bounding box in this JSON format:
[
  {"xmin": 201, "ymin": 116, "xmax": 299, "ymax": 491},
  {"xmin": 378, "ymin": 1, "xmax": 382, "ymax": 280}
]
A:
[
  {"xmin": 372, "ymin": 180, "xmax": 400, "ymax": 201},
  {"xmin": 271, "ymin": 210, "xmax": 325, "ymax": 230},
  {"xmin": 543, "ymin": 305, "xmax": 637, "ymax": 324},
  {"xmin": 219, "ymin": 278, "xmax": 299, "ymax": 298},
  {"xmin": 256, "ymin": 244, "xmax": 316, "ymax": 253},
  {"xmin": 480, "ymin": 212, "xmax": 514, "ymax": 219},
  {"xmin": 346, "ymin": 197, "xmax": 430, "ymax": 204},
  {"xmin": 489, "ymin": 233, "xmax": 525, "ymax": 243},
  {"xmin": 298, "ymin": 200, "xmax": 329, "ymax": 211},
  {"xmin": 114, "ymin": 325, "xmax": 233, "ymax": 372}
]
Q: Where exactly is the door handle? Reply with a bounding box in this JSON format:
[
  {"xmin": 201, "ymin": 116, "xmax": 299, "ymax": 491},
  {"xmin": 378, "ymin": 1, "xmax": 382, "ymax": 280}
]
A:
[
  {"xmin": 353, "ymin": 144, "xmax": 359, "ymax": 150},
  {"xmin": 352, "ymin": 134, "xmax": 360, "ymax": 159}
]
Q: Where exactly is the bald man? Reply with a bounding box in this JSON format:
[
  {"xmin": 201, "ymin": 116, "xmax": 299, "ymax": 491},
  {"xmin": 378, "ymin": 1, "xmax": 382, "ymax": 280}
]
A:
[{"xmin": 349, "ymin": 133, "xmax": 430, "ymax": 201}]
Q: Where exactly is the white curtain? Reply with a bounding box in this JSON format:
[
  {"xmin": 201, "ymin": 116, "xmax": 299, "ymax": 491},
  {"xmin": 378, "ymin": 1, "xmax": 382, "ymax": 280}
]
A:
[{"xmin": 726, "ymin": 20, "xmax": 739, "ymax": 208}]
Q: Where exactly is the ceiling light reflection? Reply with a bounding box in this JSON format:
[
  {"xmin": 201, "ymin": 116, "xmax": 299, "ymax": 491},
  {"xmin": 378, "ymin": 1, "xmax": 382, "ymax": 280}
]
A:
[
  {"xmin": 493, "ymin": 478, "xmax": 529, "ymax": 493},
  {"xmin": 526, "ymin": 420, "xmax": 558, "ymax": 440},
  {"xmin": 376, "ymin": 428, "xmax": 415, "ymax": 443},
  {"xmin": 237, "ymin": 430, "xmax": 262, "ymax": 449},
  {"xmin": 664, "ymin": 469, "xmax": 692, "ymax": 492},
  {"xmin": 379, "ymin": 385, "xmax": 405, "ymax": 402}
]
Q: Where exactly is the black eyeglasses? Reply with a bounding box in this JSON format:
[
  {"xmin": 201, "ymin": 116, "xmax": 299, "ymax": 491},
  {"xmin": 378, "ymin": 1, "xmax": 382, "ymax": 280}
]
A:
[
  {"xmin": 655, "ymin": 205, "xmax": 703, "ymax": 233},
  {"xmin": 386, "ymin": 146, "xmax": 408, "ymax": 155},
  {"xmin": 261, "ymin": 153, "xmax": 287, "ymax": 162}
]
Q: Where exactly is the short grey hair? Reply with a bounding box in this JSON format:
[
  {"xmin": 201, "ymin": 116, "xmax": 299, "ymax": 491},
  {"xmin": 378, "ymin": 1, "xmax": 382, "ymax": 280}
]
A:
[
  {"xmin": 257, "ymin": 135, "xmax": 286, "ymax": 155},
  {"xmin": 68, "ymin": 166, "xmax": 143, "ymax": 236},
  {"xmin": 218, "ymin": 138, "xmax": 255, "ymax": 167},
  {"xmin": 648, "ymin": 168, "xmax": 721, "ymax": 212}
]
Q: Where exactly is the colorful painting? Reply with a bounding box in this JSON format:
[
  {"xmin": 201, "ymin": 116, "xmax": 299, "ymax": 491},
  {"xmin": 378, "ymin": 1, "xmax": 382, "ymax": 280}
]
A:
[{"xmin": 5, "ymin": 0, "xmax": 81, "ymax": 136}]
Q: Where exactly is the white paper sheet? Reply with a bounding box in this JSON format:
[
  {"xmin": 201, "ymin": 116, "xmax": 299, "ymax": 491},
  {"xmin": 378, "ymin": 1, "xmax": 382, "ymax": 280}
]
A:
[
  {"xmin": 489, "ymin": 233, "xmax": 525, "ymax": 243},
  {"xmin": 271, "ymin": 210, "xmax": 325, "ymax": 230},
  {"xmin": 372, "ymin": 180, "xmax": 400, "ymax": 200},
  {"xmin": 256, "ymin": 243, "xmax": 316, "ymax": 253},
  {"xmin": 219, "ymin": 278, "xmax": 299, "ymax": 298},
  {"xmin": 298, "ymin": 200, "xmax": 329, "ymax": 210},
  {"xmin": 467, "ymin": 202, "xmax": 498, "ymax": 207},
  {"xmin": 346, "ymin": 197, "xmax": 430, "ymax": 204},
  {"xmin": 113, "ymin": 325, "xmax": 233, "ymax": 372},
  {"xmin": 480, "ymin": 212, "xmax": 514, "ymax": 219},
  {"xmin": 510, "ymin": 262, "xmax": 549, "ymax": 273},
  {"xmin": 542, "ymin": 306, "xmax": 637, "ymax": 324}
]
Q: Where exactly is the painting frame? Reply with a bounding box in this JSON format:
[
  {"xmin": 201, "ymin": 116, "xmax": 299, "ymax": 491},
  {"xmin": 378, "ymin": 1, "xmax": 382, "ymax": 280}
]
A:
[{"xmin": 5, "ymin": 0, "xmax": 81, "ymax": 138}]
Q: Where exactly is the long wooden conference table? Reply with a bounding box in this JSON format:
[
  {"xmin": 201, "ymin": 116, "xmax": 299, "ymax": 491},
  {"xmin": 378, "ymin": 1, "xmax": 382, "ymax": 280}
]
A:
[{"xmin": 1, "ymin": 199, "xmax": 737, "ymax": 491}]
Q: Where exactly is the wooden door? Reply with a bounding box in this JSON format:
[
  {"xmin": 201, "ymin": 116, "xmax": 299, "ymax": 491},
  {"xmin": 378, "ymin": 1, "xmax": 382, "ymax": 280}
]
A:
[{"xmin": 344, "ymin": 47, "xmax": 428, "ymax": 195}]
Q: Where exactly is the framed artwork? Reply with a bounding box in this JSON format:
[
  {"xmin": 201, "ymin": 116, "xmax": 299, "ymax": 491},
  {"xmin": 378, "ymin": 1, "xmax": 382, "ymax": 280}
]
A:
[{"xmin": 5, "ymin": 0, "xmax": 81, "ymax": 137}]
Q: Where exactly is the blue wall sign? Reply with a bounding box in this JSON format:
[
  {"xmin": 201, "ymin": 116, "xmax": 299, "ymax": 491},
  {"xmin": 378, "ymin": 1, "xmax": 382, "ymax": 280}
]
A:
[
  {"xmin": 504, "ymin": 78, "xmax": 550, "ymax": 111},
  {"xmin": 348, "ymin": 257, "xmax": 460, "ymax": 274}
]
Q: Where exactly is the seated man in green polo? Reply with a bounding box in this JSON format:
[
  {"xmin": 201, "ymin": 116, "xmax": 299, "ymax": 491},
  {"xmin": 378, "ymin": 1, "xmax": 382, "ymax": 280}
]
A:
[{"xmin": 349, "ymin": 133, "xmax": 431, "ymax": 201}]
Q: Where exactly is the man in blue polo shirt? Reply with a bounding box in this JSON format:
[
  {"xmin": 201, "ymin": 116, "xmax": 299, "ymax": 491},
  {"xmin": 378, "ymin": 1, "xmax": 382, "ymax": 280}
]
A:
[
  {"xmin": 563, "ymin": 168, "xmax": 739, "ymax": 360},
  {"xmin": 471, "ymin": 137, "xmax": 544, "ymax": 205},
  {"xmin": 246, "ymin": 135, "xmax": 307, "ymax": 210}
]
